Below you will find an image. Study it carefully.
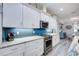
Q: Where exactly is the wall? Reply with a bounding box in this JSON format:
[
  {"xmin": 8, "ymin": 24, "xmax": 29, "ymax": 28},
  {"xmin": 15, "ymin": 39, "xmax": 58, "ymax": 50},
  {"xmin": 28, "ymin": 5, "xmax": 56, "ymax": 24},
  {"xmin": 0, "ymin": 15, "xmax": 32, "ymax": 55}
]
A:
[{"xmin": 0, "ymin": 3, "xmax": 2, "ymax": 44}]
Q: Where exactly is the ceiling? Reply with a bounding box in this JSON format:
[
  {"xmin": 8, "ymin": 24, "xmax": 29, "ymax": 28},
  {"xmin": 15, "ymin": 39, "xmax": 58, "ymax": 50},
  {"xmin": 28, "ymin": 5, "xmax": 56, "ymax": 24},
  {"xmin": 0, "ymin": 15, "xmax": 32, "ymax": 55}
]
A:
[{"xmin": 41, "ymin": 3, "xmax": 79, "ymax": 20}]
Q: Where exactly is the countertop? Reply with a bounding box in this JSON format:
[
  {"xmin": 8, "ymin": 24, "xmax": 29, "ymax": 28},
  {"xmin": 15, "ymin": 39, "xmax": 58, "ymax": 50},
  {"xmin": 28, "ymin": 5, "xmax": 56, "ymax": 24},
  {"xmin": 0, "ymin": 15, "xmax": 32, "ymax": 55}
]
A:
[
  {"xmin": 0, "ymin": 36, "xmax": 44, "ymax": 49},
  {"xmin": 44, "ymin": 33, "xmax": 58, "ymax": 36}
]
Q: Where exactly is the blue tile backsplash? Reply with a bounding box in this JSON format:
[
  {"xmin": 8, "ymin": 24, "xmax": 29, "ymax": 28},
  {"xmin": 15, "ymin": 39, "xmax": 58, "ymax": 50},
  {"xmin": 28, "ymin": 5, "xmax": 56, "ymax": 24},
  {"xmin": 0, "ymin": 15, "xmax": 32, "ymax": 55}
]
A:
[
  {"xmin": 2, "ymin": 28, "xmax": 34, "ymax": 42},
  {"xmin": 33, "ymin": 28, "xmax": 46, "ymax": 36},
  {"xmin": 2, "ymin": 27, "xmax": 53, "ymax": 42},
  {"xmin": 33, "ymin": 28, "xmax": 53, "ymax": 36}
]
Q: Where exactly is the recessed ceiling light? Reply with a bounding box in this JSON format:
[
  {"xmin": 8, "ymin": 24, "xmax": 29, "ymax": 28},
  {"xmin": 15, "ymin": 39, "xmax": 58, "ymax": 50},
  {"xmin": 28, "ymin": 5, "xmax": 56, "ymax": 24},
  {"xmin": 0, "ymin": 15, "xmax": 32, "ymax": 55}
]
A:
[{"xmin": 60, "ymin": 8, "xmax": 64, "ymax": 11}]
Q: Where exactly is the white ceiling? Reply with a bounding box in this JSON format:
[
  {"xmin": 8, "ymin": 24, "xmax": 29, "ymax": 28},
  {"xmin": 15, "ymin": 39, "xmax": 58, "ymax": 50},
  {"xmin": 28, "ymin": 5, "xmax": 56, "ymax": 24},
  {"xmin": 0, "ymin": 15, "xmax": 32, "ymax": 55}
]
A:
[{"xmin": 42, "ymin": 3, "xmax": 79, "ymax": 19}]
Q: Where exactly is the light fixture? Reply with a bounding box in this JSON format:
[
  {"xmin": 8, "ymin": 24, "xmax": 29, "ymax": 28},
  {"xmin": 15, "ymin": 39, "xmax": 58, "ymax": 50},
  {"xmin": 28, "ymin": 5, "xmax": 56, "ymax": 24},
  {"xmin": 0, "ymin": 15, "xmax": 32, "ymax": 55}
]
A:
[
  {"xmin": 17, "ymin": 32, "xmax": 20, "ymax": 35},
  {"xmin": 70, "ymin": 16, "xmax": 79, "ymax": 21},
  {"xmin": 71, "ymin": 17, "xmax": 79, "ymax": 20},
  {"xmin": 60, "ymin": 8, "xmax": 64, "ymax": 11}
]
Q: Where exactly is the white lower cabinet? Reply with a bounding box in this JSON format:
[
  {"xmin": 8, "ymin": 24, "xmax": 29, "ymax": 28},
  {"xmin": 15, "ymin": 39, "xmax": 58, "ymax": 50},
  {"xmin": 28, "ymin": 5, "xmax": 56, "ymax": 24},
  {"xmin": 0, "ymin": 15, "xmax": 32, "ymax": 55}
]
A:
[
  {"xmin": 34, "ymin": 47, "xmax": 44, "ymax": 56},
  {"xmin": 5, "ymin": 51, "xmax": 24, "ymax": 56},
  {"xmin": 0, "ymin": 39, "xmax": 44, "ymax": 56},
  {"xmin": 52, "ymin": 35, "xmax": 60, "ymax": 47},
  {"xmin": 0, "ymin": 43, "xmax": 25, "ymax": 56},
  {"xmin": 24, "ymin": 39, "xmax": 44, "ymax": 56}
]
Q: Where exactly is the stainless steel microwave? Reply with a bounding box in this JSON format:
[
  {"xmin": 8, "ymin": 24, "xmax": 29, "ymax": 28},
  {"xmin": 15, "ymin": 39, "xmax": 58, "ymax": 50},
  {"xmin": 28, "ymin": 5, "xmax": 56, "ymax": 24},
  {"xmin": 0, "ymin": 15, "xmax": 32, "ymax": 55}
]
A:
[{"xmin": 40, "ymin": 20, "xmax": 48, "ymax": 28}]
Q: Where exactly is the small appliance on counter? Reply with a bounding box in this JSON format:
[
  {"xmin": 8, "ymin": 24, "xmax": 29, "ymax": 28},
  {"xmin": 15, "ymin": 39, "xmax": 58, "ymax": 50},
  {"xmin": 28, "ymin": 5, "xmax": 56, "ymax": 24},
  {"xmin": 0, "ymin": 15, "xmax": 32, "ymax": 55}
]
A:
[{"xmin": 6, "ymin": 32, "xmax": 14, "ymax": 42}]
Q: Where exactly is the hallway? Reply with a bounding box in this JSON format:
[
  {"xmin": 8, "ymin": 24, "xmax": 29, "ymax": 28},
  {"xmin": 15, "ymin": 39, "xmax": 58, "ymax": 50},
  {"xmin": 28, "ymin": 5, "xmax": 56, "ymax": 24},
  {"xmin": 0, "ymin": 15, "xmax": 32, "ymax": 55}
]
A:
[{"xmin": 47, "ymin": 39, "xmax": 71, "ymax": 56}]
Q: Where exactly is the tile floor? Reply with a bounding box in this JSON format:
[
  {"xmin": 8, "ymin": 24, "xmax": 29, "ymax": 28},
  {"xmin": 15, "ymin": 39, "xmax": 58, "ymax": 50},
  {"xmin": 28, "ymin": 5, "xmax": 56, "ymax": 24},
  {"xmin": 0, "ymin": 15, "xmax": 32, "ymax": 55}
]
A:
[{"xmin": 47, "ymin": 39, "xmax": 71, "ymax": 56}]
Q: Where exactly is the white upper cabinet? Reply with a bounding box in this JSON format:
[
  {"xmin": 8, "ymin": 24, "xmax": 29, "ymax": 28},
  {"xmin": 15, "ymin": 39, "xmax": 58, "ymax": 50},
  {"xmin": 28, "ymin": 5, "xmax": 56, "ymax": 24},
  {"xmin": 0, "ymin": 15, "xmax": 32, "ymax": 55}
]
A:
[
  {"xmin": 49, "ymin": 16, "xmax": 58, "ymax": 29},
  {"xmin": 49, "ymin": 16, "xmax": 54, "ymax": 29},
  {"xmin": 3, "ymin": 4, "xmax": 40, "ymax": 28},
  {"xmin": 41, "ymin": 13, "xmax": 46, "ymax": 21},
  {"xmin": 3, "ymin": 3, "xmax": 22, "ymax": 27},
  {"xmin": 40, "ymin": 12, "xmax": 49, "ymax": 22},
  {"xmin": 23, "ymin": 5, "xmax": 40, "ymax": 28}
]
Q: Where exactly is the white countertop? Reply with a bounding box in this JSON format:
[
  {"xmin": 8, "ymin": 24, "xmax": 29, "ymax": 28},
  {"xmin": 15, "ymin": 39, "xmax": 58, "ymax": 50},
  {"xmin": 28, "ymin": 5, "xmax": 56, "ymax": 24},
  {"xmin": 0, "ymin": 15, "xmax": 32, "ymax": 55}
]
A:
[
  {"xmin": 0, "ymin": 36, "xmax": 44, "ymax": 49},
  {"xmin": 45, "ymin": 33, "xmax": 58, "ymax": 36}
]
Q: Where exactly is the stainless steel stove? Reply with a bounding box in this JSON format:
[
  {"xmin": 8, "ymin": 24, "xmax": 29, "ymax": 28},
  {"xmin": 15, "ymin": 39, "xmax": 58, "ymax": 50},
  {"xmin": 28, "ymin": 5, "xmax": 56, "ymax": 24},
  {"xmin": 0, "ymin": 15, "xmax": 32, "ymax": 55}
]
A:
[{"xmin": 43, "ymin": 35, "xmax": 52, "ymax": 55}]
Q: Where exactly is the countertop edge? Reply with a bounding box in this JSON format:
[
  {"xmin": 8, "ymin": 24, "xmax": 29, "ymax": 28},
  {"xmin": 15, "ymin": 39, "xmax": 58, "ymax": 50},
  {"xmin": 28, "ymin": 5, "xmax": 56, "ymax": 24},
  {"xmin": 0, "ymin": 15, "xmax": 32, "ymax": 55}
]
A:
[{"xmin": 0, "ymin": 36, "xmax": 44, "ymax": 49}]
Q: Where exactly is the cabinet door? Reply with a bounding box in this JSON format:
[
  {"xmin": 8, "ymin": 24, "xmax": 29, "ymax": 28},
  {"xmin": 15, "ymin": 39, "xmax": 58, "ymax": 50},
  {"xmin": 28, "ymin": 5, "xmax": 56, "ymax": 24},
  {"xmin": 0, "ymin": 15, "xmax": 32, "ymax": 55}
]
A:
[
  {"xmin": 41, "ymin": 13, "xmax": 49, "ymax": 22},
  {"xmin": 22, "ymin": 5, "xmax": 32, "ymax": 28},
  {"xmin": 41, "ymin": 13, "xmax": 46, "ymax": 21},
  {"xmin": 3, "ymin": 3, "xmax": 22, "ymax": 27},
  {"xmin": 24, "ymin": 39, "xmax": 44, "ymax": 56},
  {"xmin": 0, "ymin": 43, "xmax": 25, "ymax": 56},
  {"xmin": 32, "ymin": 10, "xmax": 40, "ymax": 28},
  {"xmin": 23, "ymin": 5, "xmax": 40, "ymax": 28},
  {"xmin": 49, "ymin": 16, "xmax": 58, "ymax": 29},
  {"xmin": 5, "ymin": 51, "xmax": 24, "ymax": 56},
  {"xmin": 52, "ymin": 35, "xmax": 60, "ymax": 47},
  {"xmin": 49, "ymin": 16, "xmax": 53, "ymax": 29},
  {"xmin": 52, "ymin": 35, "xmax": 57, "ymax": 47}
]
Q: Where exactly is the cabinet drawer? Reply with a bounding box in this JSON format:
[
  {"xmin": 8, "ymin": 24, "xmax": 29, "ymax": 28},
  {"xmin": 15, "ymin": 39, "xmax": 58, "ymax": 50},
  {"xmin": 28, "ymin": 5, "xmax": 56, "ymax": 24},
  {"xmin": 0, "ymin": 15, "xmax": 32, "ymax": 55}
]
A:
[
  {"xmin": 24, "ymin": 39, "xmax": 44, "ymax": 56},
  {"xmin": 25, "ymin": 39, "xmax": 43, "ymax": 48},
  {"xmin": 25, "ymin": 47, "xmax": 44, "ymax": 56},
  {"xmin": 32, "ymin": 47, "xmax": 44, "ymax": 56},
  {"xmin": 25, "ymin": 44, "xmax": 43, "ymax": 53},
  {"xmin": 4, "ymin": 50, "xmax": 24, "ymax": 56},
  {"xmin": 0, "ymin": 43, "xmax": 24, "ymax": 55},
  {"xmin": 34, "ymin": 40, "xmax": 44, "ymax": 47}
]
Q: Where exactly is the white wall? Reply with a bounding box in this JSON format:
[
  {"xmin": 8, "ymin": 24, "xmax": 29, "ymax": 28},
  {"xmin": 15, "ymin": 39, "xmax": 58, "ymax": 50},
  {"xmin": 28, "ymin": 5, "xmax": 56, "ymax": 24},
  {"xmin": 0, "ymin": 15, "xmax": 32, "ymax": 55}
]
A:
[{"xmin": 0, "ymin": 3, "xmax": 2, "ymax": 44}]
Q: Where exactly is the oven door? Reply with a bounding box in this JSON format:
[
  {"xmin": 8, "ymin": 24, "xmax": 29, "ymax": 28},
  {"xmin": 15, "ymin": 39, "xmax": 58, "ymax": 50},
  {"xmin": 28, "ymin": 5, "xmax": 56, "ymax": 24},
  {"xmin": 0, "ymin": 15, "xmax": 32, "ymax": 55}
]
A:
[
  {"xmin": 44, "ymin": 38, "xmax": 52, "ymax": 55},
  {"xmin": 46, "ymin": 40, "xmax": 52, "ymax": 48}
]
